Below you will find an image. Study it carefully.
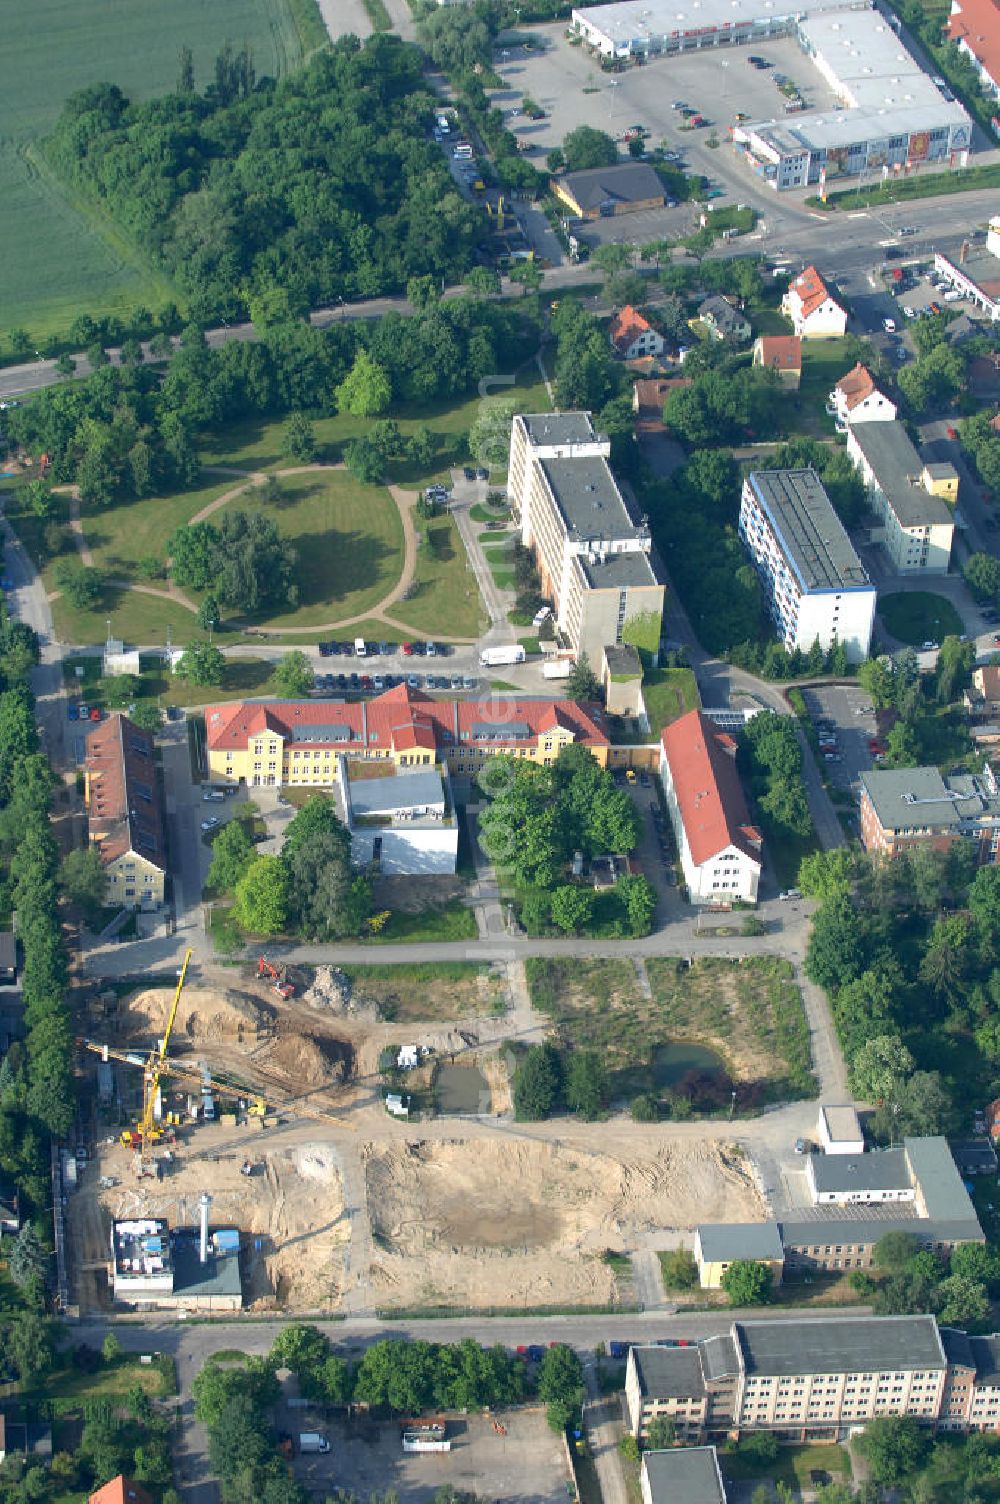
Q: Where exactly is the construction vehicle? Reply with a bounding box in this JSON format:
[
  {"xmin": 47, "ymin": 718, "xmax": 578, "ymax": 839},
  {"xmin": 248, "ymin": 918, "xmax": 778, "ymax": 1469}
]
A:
[
  {"xmin": 115, "ymin": 949, "xmax": 193, "ymax": 1174},
  {"xmin": 258, "ymin": 955, "xmax": 295, "ymax": 999}
]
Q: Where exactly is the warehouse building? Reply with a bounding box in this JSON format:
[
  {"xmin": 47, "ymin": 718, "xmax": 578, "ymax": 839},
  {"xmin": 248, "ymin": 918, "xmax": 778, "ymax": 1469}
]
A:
[{"xmin": 738, "ymin": 470, "xmax": 875, "ymax": 662}]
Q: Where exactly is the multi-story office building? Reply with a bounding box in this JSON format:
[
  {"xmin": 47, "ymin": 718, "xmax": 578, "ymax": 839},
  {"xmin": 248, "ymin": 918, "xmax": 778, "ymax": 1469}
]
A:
[
  {"xmin": 738, "ymin": 470, "xmax": 876, "ymax": 662},
  {"xmin": 627, "ymin": 1316, "xmax": 950, "ymax": 1442},
  {"xmin": 846, "ymin": 421, "xmax": 955, "ymax": 574},
  {"xmin": 859, "ymin": 764, "xmax": 1000, "ymax": 862},
  {"xmin": 507, "ymin": 412, "xmax": 664, "ymax": 663}
]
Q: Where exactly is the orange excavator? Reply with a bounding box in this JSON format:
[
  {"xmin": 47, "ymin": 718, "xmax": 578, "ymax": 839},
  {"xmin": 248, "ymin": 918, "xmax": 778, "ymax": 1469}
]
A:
[{"xmin": 258, "ymin": 955, "xmax": 295, "ymax": 999}]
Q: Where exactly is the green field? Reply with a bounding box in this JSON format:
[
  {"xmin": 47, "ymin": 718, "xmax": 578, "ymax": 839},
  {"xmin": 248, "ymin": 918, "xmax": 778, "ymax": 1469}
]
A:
[
  {"xmin": 0, "ymin": 0, "xmax": 317, "ymax": 343},
  {"xmin": 82, "ymin": 480, "xmax": 233, "ymax": 576},
  {"xmin": 878, "ymin": 590, "xmax": 964, "ymax": 646},
  {"xmin": 391, "ymin": 514, "xmax": 486, "ymax": 640}
]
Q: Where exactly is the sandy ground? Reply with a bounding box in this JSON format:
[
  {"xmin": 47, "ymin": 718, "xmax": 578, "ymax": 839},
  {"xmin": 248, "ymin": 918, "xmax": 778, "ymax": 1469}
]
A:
[
  {"xmin": 363, "ymin": 1138, "xmax": 762, "ymax": 1310},
  {"xmin": 69, "ymin": 1128, "xmax": 347, "ymax": 1311}
]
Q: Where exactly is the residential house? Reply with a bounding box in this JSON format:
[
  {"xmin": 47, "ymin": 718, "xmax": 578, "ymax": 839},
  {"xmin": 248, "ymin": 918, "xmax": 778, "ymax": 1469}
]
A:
[
  {"xmin": 551, "ymin": 162, "xmax": 667, "ymax": 220},
  {"xmin": 659, "ymin": 710, "xmax": 763, "ymax": 906},
  {"xmin": 781, "ymin": 265, "xmax": 847, "ymax": 338},
  {"xmin": 947, "ymin": 0, "xmax": 1000, "ymax": 100},
  {"xmin": 632, "ymin": 377, "xmax": 692, "ymax": 434},
  {"xmin": 698, "ymin": 295, "xmax": 751, "ymax": 345},
  {"xmin": 642, "ymin": 1447, "xmax": 729, "ymax": 1504},
  {"xmin": 859, "ymin": 764, "xmax": 1000, "ymax": 862},
  {"xmin": 89, "ymin": 1480, "xmax": 154, "ymax": 1504},
  {"xmin": 752, "ymin": 335, "xmax": 801, "ymax": 389},
  {"xmin": 828, "ymin": 363, "xmax": 897, "ymax": 427},
  {"xmin": 817, "ymin": 1104, "xmax": 864, "ymax": 1156},
  {"xmin": 846, "ymin": 420, "xmax": 955, "ymax": 574},
  {"xmin": 507, "ymin": 412, "xmax": 664, "ymax": 664},
  {"xmin": 693, "ymin": 1222, "xmax": 785, "ymax": 1289},
  {"xmin": 84, "ymin": 714, "xmax": 167, "ymax": 910},
  {"xmin": 610, "ymin": 306, "xmax": 665, "ymax": 360},
  {"xmin": 966, "ymin": 663, "xmax": 1000, "ymax": 717},
  {"xmin": 738, "ymin": 470, "xmax": 876, "ymax": 662}
]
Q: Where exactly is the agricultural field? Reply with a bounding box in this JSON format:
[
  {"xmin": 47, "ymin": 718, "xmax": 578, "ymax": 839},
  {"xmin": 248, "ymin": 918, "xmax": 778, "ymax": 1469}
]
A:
[{"xmin": 0, "ymin": 0, "xmax": 315, "ymax": 343}]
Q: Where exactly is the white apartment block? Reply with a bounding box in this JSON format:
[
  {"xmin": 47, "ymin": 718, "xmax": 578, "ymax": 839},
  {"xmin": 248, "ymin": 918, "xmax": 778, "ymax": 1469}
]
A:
[
  {"xmin": 846, "ymin": 422, "xmax": 955, "ymax": 575},
  {"xmin": 507, "ymin": 413, "xmax": 664, "ymax": 663},
  {"xmin": 739, "ymin": 470, "xmax": 876, "ymax": 663}
]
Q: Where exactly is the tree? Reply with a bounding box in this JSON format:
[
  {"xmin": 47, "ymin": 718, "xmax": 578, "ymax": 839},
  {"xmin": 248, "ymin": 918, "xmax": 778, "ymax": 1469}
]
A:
[
  {"xmin": 60, "ymin": 846, "xmax": 107, "ymax": 917},
  {"xmin": 798, "ymin": 848, "xmax": 853, "ymax": 902},
  {"xmin": 335, "ymin": 349, "xmax": 391, "ymax": 417},
  {"xmin": 175, "ymin": 641, "xmax": 225, "ymax": 686},
  {"xmin": 129, "ymin": 702, "xmax": 163, "ymax": 734},
  {"xmin": 550, "ymin": 884, "xmax": 594, "ymax": 934},
  {"xmin": 512, "ymin": 1042, "xmax": 563, "ymax": 1121},
  {"xmin": 285, "ymin": 822, "xmax": 371, "ymax": 940},
  {"xmin": 170, "ymin": 522, "xmax": 220, "ymax": 589},
  {"xmin": 418, "ymin": 6, "xmax": 492, "ymax": 71},
  {"xmin": 856, "ymin": 1415, "xmax": 930, "ymax": 1484},
  {"xmin": 198, "ymin": 593, "xmax": 221, "ymax": 633},
  {"xmin": 658, "ymin": 1249, "xmax": 698, "ymax": 1290},
  {"xmin": 566, "ymin": 652, "xmax": 602, "ymax": 703},
  {"xmin": 849, "ymin": 1033, "xmax": 914, "ymax": 1104},
  {"xmin": 468, "ymin": 399, "xmax": 516, "ymax": 473},
  {"xmin": 617, "ymin": 873, "xmax": 656, "ymax": 936},
  {"xmin": 563, "ymin": 125, "xmax": 619, "ymax": 171},
  {"xmin": 233, "ymin": 855, "xmax": 288, "ymax": 936},
  {"xmin": 100, "ymin": 673, "xmax": 140, "ymax": 710},
  {"xmin": 937, "ymin": 1272, "xmax": 990, "ymax": 1328},
  {"xmin": 215, "ymin": 510, "xmax": 298, "ymax": 612},
  {"xmin": 102, "ymin": 1331, "xmax": 123, "ymax": 1364},
  {"xmin": 207, "ymin": 819, "xmax": 256, "ymax": 894},
  {"xmin": 805, "ymin": 895, "xmax": 865, "ymax": 992},
  {"xmin": 538, "ymin": 1343, "xmax": 584, "ymax": 1433},
  {"xmin": 270, "ymin": 1322, "xmax": 331, "ymax": 1376},
  {"xmin": 7, "ymin": 1312, "xmax": 53, "ymax": 1385},
  {"xmin": 282, "ymin": 412, "xmax": 318, "ymax": 463},
  {"xmin": 274, "ymin": 651, "xmax": 314, "ymax": 698},
  {"xmin": 52, "ymin": 561, "xmax": 104, "ymax": 610},
  {"xmin": 564, "ymin": 1050, "xmax": 607, "ymax": 1119},
  {"xmin": 873, "ymin": 1231, "xmax": 921, "ymax": 1274},
  {"xmin": 720, "ymin": 1260, "xmax": 771, "ymax": 1306},
  {"xmin": 964, "ymin": 551, "xmax": 1000, "ymax": 603},
  {"xmin": 9, "ymin": 1223, "xmax": 47, "ymax": 1297},
  {"xmin": 646, "ymin": 1416, "xmax": 676, "ymax": 1450}
]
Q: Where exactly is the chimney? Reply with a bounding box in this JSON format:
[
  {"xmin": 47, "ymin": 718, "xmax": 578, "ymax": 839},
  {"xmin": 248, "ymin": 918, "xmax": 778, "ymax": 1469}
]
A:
[{"xmin": 199, "ymin": 1192, "xmax": 212, "ymax": 1264}]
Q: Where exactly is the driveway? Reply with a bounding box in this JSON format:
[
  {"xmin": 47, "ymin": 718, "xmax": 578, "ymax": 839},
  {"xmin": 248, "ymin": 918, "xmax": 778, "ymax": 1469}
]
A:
[{"xmin": 800, "ymin": 683, "xmax": 878, "ymax": 813}]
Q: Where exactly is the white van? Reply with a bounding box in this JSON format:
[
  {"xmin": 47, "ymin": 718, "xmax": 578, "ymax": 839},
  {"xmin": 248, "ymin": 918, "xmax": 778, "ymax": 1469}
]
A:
[
  {"xmin": 354, "ymin": 637, "xmax": 367, "ymax": 657},
  {"xmin": 436, "ymin": 114, "xmax": 451, "ymax": 134},
  {"xmin": 943, "ymin": 289, "xmax": 963, "ymax": 302},
  {"xmin": 453, "ymin": 144, "xmax": 473, "ymax": 159}
]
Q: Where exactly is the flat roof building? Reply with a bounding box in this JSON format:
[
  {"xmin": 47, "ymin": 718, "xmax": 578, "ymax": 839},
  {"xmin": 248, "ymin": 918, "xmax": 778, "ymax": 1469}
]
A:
[
  {"xmin": 508, "ymin": 413, "xmax": 664, "ymax": 665},
  {"xmin": 641, "ymin": 1447, "xmax": 728, "ymax": 1504},
  {"xmin": 817, "ymin": 1103, "xmax": 864, "ymax": 1155},
  {"xmin": 739, "ymin": 470, "xmax": 875, "ymax": 662},
  {"xmin": 860, "ymin": 763, "xmax": 1000, "ymax": 862},
  {"xmin": 342, "ymin": 760, "xmax": 458, "ymax": 877},
  {"xmin": 807, "ymin": 1147, "xmax": 914, "ymax": 1204},
  {"xmin": 846, "ymin": 421, "xmax": 955, "ymax": 575}
]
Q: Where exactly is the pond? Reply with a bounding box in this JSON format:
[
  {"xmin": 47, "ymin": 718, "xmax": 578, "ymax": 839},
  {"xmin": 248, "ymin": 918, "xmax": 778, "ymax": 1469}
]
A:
[
  {"xmin": 612, "ymin": 1040, "xmax": 728, "ymax": 1103},
  {"xmin": 434, "ymin": 1063, "xmax": 491, "ymax": 1115}
]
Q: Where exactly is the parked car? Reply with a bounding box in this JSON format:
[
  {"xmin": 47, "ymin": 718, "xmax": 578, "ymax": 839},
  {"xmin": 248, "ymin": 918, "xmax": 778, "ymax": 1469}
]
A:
[
  {"xmin": 402, "ymin": 642, "xmax": 413, "ymax": 655},
  {"xmin": 67, "ymin": 703, "xmax": 79, "ymax": 720},
  {"xmin": 463, "ymin": 466, "xmax": 476, "ymax": 480},
  {"xmin": 200, "ymin": 816, "xmax": 220, "ymax": 832}
]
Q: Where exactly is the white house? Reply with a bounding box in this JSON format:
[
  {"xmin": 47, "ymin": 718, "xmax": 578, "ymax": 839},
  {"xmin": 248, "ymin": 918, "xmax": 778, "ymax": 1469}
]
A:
[
  {"xmin": 782, "ymin": 265, "xmax": 847, "ymax": 338},
  {"xmin": 947, "ymin": 0, "xmax": 1000, "ymax": 99},
  {"xmin": 659, "ymin": 710, "xmax": 762, "ymax": 906},
  {"xmin": 828, "ymin": 363, "xmax": 897, "ymax": 428},
  {"xmin": 609, "ymin": 305, "xmax": 666, "ymax": 360},
  {"xmin": 846, "ymin": 421, "xmax": 956, "ymax": 575},
  {"xmin": 339, "ymin": 760, "xmax": 459, "ymax": 876},
  {"xmin": 817, "ymin": 1104, "xmax": 865, "ymax": 1156}
]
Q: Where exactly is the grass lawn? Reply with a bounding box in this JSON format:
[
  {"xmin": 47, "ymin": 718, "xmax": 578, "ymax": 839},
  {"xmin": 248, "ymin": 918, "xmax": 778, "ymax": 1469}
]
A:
[
  {"xmin": 645, "ymin": 955, "xmax": 816, "ymax": 1102},
  {"xmin": 365, "ymin": 898, "xmax": 478, "ymax": 944},
  {"xmin": 35, "ymin": 1353, "xmax": 172, "ymax": 1406},
  {"xmin": 762, "ymin": 820, "xmax": 819, "ymax": 891},
  {"xmin": 878, "ymin": 590, "xmax": 964, "ymax": 647},
  {"xmin": 390, "ymin": 513, "xmax": 485, "ymax": 639},
  {"xmin": 797, "ymin": 338, "xmax": 855, "ymax": 405},
  {"xmin": 720, "ymin": 1443, "xmax": 851, "ymax": 1489},
  {"xmin": 81, "ymin": 479, "xmax": 232, "ymax": 577},
  {"xmin": 642, "ymin": 667, "xmax": 700, "ymax": 735},
  {"xmin": 51, "ymin": 582, "xmax": 204, "ymax": 650},
  {"xmin": 752, "ymin": 307, "xmax": 795, "ymax": 336},
  {"xmin": 0, "ymin": 0, "xmax": 311, "ymax": 344}
]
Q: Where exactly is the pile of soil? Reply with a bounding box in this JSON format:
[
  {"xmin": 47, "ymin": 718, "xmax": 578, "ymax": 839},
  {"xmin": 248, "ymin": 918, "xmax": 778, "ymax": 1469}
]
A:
[
  {"xmin": 264, "ymin": 1029, "xmax": 354, "ymax": 1088},
  {"xmin": 302, "ymin": 966, "xmax": 381, "ymax": 1023},
  {"xmin": 124, "ymin": 986, "xmax": 274, "ymax": 1047}
]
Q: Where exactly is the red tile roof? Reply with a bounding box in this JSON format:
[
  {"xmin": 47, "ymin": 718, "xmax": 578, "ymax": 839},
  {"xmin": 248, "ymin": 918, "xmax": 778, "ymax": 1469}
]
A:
[
  {"xmin": 788, "ymin": 264, "xmax": 838, "ymax": 320},
  {"xmin": 947, "ymin": 0, "xmax": 1000, "ymax": 88},
  {"xmin": 205, "ymin": 686, "xmax": 610, "ymax": 757},
  {"xmin": 609, "ymin": 304, "xmax": 653, "ymax": 353},
  {"xmin": 835, "ymin": 362, "xmax": 878, "ymax": 412},
  {"xmin": 85, "ymin": 714, "xmax": 166, "ymax": 871},
  {"xmin": 89, "ymin": 1480, "xmax": 154, "ymax": 1504},
  {"xmin": 661, "ymin": 710, "xmax": 762, "ymax": 868},
  {"xmin": 755, "ymin": 335, "xmax": 801, "ymax": 372}
]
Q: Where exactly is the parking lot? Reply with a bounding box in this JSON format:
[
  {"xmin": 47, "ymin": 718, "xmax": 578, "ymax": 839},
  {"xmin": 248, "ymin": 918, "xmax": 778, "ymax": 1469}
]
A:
[
  {"xmin": 799, "ymin": 683, "xmax": 879, "ymax": 799},
  {"xmin": 493, "ymin": 27, "xmax": 842, "ymax": 225},
  {"xmin": 292, "ymin": 1408, "xmax": 571, "ymax": 1504}
]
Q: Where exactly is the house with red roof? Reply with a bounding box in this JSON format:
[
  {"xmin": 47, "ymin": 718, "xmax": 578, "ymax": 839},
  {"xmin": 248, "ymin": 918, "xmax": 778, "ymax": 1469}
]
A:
[
  {"xmin": 204, "ymin": 684, "xmax": 612, "ymax": 790},
  {"xmin": 609, "ymin": 305, "xmax": 665, "ymax": 360},
  {"xmin": 781, "ymin": 266, "xmax": 847, "ymax": 339},
  {"xmin": 752, "ymin": 335, "xmax": 801, "ymax": 390},
  {"xmin": 947, "ymin": 0, "xmax": 1000, "ymax": 99},
  {"xmin": 89, "ymin": 1481, "xmax": 153, "ymax": 1504},
  {"xmin": 828, "ymin": 363, "xmax": 897, "ymax": 428},
  {"xmin": 84, "ymin": 714, "xmax": 166, "ymax": 909},
  {"xmin": 659, "ymin": 710, "xmax": 762, "ymax": 905}
]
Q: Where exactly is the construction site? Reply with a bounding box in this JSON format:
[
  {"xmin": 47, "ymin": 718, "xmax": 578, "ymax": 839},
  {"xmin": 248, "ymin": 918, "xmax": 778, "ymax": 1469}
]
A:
[{"xmin": 66, "ymin": 953, "xmax": 767, "ymax": 1317}]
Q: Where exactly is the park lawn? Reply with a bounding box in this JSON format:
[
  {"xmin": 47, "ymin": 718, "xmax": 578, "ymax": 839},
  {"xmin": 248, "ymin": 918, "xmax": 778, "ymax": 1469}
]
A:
[
  {"xmin": 236, "ymin": 470, "xmax": 406, "ymax": 628},
  {"xmin": 642, "ymin": 667, "xmax": 700, "ymax": 735},
  {"xmin": 390, "ymin": 512, "xmax": 485, "ymax": 639},
  {"xmin": 720, "ymin": 1443, "xmax": 851, "ymax": 1489},
  {"xmin": 0, "ymin": 0, "xmax": 310, "ymax": 345},
  {"xmin": 762, "ymin": 820, "xmax": 819, "ymax": 891},
  {"xmin": 878, "ymin": 590, "xmax": 964, "ymax": 646},
  {"xmin": 80, "ymin": 480, "xmax": 233, "ymax": 577},
  {"xmin": 50, "ymin": 582, "xmax": 203, "ymax": 650}
]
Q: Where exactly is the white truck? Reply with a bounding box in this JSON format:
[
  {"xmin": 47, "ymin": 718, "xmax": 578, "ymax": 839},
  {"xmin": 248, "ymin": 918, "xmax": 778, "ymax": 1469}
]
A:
[
  {"xmin": 299, "ymin": 1433, "xmax": 331, "ymax": 1454},
  {"xmin": 542, "ymin": 658, "xmax": 573, "ymax": 680},
  {"xmin": 480, "ymin": 644, "xmax": 526, "ymax": 668},
  {"xmin": 402, "ymin": 1434, "xmax": 452, "ymax": 1453}
]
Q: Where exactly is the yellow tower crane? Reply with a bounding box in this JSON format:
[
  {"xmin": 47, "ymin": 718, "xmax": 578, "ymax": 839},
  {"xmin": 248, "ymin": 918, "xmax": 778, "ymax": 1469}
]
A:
[{"xmin": 118, "ymin": 947, "xmax": 192, "ymax": 1170}]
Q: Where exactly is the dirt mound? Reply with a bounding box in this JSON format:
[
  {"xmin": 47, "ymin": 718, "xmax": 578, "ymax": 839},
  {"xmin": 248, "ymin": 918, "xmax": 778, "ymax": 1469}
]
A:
[
  {"xmin": 124, "ymin": 986, "xmax": 274, "ymax": 1047},
  {"xmin": 363, "ymin": 1137, "xmax": 763, "ymax": 1310},
  {"xmin": 302, "ymin": 966, "xmax": 381, "ymax": 1023},
  {"xmin": 264, "ymin": 1029, "xmax": 354, "ymax": 1088}
]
